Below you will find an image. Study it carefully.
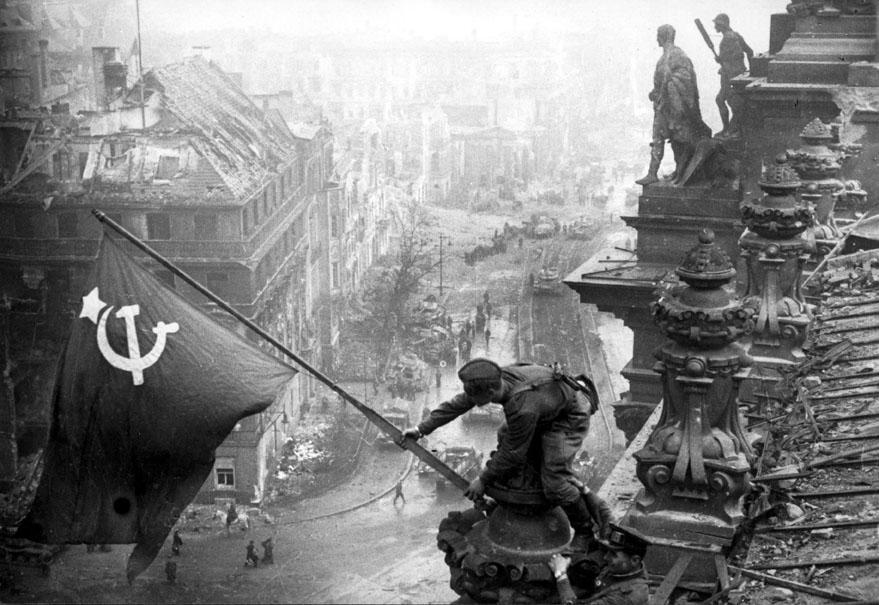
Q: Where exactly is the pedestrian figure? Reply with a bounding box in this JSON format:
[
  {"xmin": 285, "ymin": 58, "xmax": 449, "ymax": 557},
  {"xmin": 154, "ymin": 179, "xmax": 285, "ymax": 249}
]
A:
[
  {"xmin": 165, "ymin": 560, "xmax": 177, "ymax": 585},
  {"xmin": 261, "ymin": 537, "xmax": 274, "ymax": 565},
  {"xmin": 393, "ymin": 480, "xmax": 406, "ymax": 505},
  {"xmin": 485, "ymin": 300, "xmax": 493, "ymax": 318},
  {"xmin": 172, "ymin": 530, "xmax": 183, "ymax": 556},
  {"xmin": 484, "ymin": 327, "xmax": 491, "ymax": 350},
  {"xmin": 435, "ymin": 366, "xmax": 442, "ymax": 389},
  {"xmin": 226, "ymin": 502, "xmax": 238, "ymax": 536},
  {"xmin": 245, "ymin": 540, "xmax": 259, "ymax": 567},
  {"xmin": 518, "ymin": 236, "xmax": 524, "ymax": 249}
]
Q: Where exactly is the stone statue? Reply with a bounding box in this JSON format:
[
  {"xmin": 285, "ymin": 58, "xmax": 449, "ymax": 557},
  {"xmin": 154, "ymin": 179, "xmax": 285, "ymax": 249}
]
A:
[
  {"xmin": 713, "ymin": 13, "xmax": 753, "ymax": 138},
  {"xmin": 636, "ymin": 25, "xmax": 711, "ymax": 186}
]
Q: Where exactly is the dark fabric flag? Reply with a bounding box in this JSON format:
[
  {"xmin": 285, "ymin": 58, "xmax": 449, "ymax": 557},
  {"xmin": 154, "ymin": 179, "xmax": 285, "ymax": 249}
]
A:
[{"xmin": 19, "ymin": 235, "xmax": 297, "ymax": 581}]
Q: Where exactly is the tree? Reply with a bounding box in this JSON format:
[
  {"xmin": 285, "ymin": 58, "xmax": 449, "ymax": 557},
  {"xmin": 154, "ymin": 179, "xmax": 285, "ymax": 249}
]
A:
[{"xmin": 360, "ymin": 199, "xmax": 437, "ymax": 368}]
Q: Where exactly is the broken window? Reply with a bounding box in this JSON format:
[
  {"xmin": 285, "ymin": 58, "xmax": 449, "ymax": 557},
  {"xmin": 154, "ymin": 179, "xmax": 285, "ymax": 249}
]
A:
[
  {"xmin": 146, "ymin": 213, "xmax": 171, "ymax": 240},
  {"xmin": 155, "ymin": 155, "xmax": 179, "ymax": 179},
  {"xmin": 194, "ymin": 213, "xmax": 218, "ymax": 240},
  {"xmin": 57, "ymin": 212, "xmax": 79, "ymax": 238},
  {"xmin": 216, "ymin": 466, "xmax": 234, "ymax": 488}
]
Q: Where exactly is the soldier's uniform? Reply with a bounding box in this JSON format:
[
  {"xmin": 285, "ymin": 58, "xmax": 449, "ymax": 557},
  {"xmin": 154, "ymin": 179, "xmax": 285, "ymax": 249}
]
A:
[
  {"xmin": 555, "ymin": 524, "xmax": 650, "ymax": 605},
  {"xmin": 581, "ymin": 566, "xmax": 649, "ymax": 605},
  {"xmin": 416, "ymin": 359, "xmax": 594, "ymax": 531}
]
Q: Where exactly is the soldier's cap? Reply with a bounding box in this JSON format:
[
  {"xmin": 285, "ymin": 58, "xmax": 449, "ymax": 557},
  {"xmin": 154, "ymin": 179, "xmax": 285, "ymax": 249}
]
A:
[
  {"xmin": 457, "ymin": 358, "xmax": 502, "ymax": 383},
  {"xmin": 713, "ymin": 13, "xmax": 730, "ymax": 25},
  {"xmin": 600, "ymin": 523, "xmax": 650, "ymax": 556}
]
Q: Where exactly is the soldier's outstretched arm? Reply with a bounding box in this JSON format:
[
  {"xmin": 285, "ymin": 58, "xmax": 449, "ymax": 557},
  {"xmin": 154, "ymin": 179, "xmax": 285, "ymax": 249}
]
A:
[{"xmin": 400, "ymin": 392, "xmax": 475, "ymax": 444}]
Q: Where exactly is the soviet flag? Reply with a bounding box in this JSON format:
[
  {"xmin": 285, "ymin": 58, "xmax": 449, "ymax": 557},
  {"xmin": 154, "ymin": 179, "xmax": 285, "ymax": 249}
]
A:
[{"xmin": 19, "ymin": 235, "xmax": 297, "ymax": 581}]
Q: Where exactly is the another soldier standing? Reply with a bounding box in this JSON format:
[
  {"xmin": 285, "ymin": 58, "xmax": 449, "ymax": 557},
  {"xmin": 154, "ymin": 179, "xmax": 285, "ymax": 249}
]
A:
[
  {"xmin": 244, "ymin": 540, "xmax": 259, "ymax": 567},
  {"xmin": 401, "ymin": 359, "xmax": 598, "ymax": 542},
  {"xmin": 713, "ymin": 13, "xmax": 753, "ymax": 138},
  {"xmin": 261, "ymin": 537, "xmax": 274, "ymax": 564},
  {"xmin": 548, "ymin": 523, "xmax": 650, "ymax": 605}
]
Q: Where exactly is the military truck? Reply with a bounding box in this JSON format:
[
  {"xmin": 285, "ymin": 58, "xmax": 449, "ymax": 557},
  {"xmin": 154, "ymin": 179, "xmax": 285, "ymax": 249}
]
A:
[
  {"xmin": 533, "ymin": 266, "xmax": 561, "ymax": 295},
  {"xmin": 386, "ymin": 352, "xmax": 429, "ymax": 399},
  {"xmin": 376, "ymin": 399, "xmax": 410, "ymax": 448},
  {"xmin": 435, "ymin": 446, "xmax": 483, "ymax": 492}
]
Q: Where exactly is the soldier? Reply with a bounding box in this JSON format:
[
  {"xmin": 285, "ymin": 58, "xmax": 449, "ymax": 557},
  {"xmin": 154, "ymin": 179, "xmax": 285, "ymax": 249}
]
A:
[
  {"xmin": 393, "ymin": 480, "xmax": 406, "ymax": 505},
  {"xmin": 171, "ymin": 529, "xmax": 183, "ymax": 556},
  {"xmin": 636, "ymin": 25, "xmax": 711, "ymax": 186},
  {"xmin": 713, "ymin": 13, "xmax": 753, "ymax": 138},
  {"xmin": 548, "ymin": 523, "xmax": 650, "ymax": 605},
  {"xmin": 261, "ymin": 537, "xmax": 274, "ymax": 564},
  {"xmin": 400, "ymin": 358, "xmax": 597, "ymax": 542},
  {"xmin": 244, "ymin": 540, "xmax": 259, "ymax": 567}
]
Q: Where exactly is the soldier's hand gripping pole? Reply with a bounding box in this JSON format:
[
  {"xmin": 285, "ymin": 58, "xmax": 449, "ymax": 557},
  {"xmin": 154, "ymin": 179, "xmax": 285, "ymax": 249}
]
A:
[
  {"xmin": 91, "ymin": 208, "xmax": 471, "ymax": 495},
  {"xmin": 695, "ymin": 18, "xmax": 719, "ymax": 61}
]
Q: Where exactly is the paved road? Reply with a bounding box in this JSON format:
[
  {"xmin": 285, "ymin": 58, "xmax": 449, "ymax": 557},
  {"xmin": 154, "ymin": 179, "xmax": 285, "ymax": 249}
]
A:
[{"xmin": 9, "ymin": 220, "xmax": 631, "ymax": 604}]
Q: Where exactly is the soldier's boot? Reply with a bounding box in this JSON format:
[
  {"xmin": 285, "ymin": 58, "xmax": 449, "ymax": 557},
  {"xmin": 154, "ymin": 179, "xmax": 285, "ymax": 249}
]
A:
[
  {"xmin": 562, "ymin": 497, "xmax": 594, "ymax": 552},
  {"xmin": 635, "ymin": 143, "xmax": 663, "ymax": 186}
]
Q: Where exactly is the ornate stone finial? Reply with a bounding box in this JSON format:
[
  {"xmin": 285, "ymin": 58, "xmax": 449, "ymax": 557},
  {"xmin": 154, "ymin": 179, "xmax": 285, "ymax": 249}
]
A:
[
  {"xmin": 675, "ymin": 229, "xmax": 736, "ymax": 290},
  {"xmin": 758, "ymin": 154, "xmax": 802, "ymax": 193},
  {"xmin": 631, "ymin": 231, "xmax": 754, "ymax": 567},
  {"xmin": 744, "ymin": 156, "xmax": 814, "ymax": 240},
  {"xmin": 800, "ymin": 117, "xmax": 833, "ymax": 141},
  {"xmin": 653, "ymin": 231, "xmax": 751, "ymax": 350}
]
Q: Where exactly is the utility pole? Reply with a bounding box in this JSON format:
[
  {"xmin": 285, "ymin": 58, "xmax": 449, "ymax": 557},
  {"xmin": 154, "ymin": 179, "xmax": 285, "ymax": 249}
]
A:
[
  {"xmin": 438, "ymin": 234, "xmax": 449, "ymax": 298},
  {"xmin": 135, "ymin": 0, "xmax": 145, "ymax": 130}
]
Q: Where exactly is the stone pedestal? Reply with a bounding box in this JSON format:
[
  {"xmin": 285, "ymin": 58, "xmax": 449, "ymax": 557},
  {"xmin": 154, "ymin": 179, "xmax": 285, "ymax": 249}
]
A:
[
  {"xmin": 566, "ymin": 177, "xmax": 744, "ymax": 435},
  {"xmin": 622, "ymin": 230, "xmax": 754, "ymax": 587},
  {"xmin": 740, "ymin": 156, "xmax": 814, "ymax": 366}
]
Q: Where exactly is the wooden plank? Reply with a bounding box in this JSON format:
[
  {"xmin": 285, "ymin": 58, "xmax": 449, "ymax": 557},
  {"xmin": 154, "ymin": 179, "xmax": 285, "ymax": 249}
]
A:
[
  {"xmin": 729, "ymin": 566, "xmax": 860, "ymax": 602},
  {"xmin": 649, "ymin": 553, "xmax": 692, "ymax": 605}
]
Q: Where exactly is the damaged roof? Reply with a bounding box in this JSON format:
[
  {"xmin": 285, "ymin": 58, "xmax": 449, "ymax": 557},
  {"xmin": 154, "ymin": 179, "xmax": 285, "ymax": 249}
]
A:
[
  {"xmin": 137, "ymin": 56, "xmax": 296, "ymax": 199},
  {"xmin": 736, "ymin": 247, "xmax": 879, "ymax": 602}
]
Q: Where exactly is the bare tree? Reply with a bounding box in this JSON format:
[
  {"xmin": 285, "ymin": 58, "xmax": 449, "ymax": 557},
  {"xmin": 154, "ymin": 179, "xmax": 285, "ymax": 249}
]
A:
[{"xmin": 361, "ymin": 200, "xmax": 437, "ymax": 367}]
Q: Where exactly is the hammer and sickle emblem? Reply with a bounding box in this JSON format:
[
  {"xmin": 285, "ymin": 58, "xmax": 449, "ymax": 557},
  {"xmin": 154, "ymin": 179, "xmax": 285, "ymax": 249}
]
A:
[{"xmin": 80, "ymin": 287, "xmax": 179, "ymax": 386}]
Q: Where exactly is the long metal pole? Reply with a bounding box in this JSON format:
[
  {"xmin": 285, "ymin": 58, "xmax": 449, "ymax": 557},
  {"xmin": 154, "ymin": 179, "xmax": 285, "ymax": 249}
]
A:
[
  {"xmin": 91, "ymin": 209, "xmax": 469, "ymax": 492},
  {"xmin": 135, "ymin": 0, "xmax": 146, "ymax": 130},
  {"xmin": 438, "ymin": 234, "xmax": 444, "ymax": 298}
]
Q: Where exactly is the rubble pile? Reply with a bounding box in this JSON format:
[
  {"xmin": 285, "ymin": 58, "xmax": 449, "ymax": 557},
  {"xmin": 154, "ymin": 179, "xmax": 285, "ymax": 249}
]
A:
[
  {"xmin": 733, "ymin": 251, "xmax": 879, "ymax": 602},
  {"xmin": 264, "ymin": 417, "xmax": 364, "ymax": 504}
]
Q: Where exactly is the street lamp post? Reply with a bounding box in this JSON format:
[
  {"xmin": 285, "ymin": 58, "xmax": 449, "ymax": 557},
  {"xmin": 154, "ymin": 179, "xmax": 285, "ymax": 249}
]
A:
[{"xmin": 438, "ymin": 234, "xmax": 449, "ymax": 298}]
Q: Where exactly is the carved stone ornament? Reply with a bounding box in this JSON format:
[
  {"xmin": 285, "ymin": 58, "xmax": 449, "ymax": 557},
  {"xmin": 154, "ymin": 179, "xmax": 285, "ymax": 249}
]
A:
[
  {"xmin": 630, "ymin": 230, "xmax": 754, "ymax": 542},
  {"xmin": 652, "ymin": 230, "xmax": 753, "ymax": 349},
  {"xmin": 786, "ymin": 118, "xmax": 841, "ymax": 180},
  {"xmin": 741, "ymin": 155, "xmax": 814, "ymax": 240}
]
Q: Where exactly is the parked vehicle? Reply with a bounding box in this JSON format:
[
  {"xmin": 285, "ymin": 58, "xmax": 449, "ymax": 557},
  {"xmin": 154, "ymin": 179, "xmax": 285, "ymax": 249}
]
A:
[
  {"xmin": 533, "ymin": 266, "xmax": 562, "ymax": 295},
  {"xmin": 376, "ymin": 399, "xmax": 409, "ymax": 448},
  {"xmin": 386, "ymin": 353, "xmax": 429, "ymax": 398},
  {"xmin": 435, "ymin": 446, "xmax": 484, "ymax": 491}
]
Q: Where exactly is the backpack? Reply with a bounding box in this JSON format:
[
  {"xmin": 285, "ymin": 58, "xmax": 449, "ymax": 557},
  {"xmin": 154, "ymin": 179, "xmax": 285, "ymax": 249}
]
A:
[{"xmin": 506, "ymin": 362, "xmax": 599, "ymax": 415}]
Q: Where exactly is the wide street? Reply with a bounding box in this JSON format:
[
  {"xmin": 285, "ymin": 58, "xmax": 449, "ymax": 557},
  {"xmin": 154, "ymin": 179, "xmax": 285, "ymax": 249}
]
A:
[{"xmin": 10, "ymin": 191, "xmax": 632, "ymax": 604}]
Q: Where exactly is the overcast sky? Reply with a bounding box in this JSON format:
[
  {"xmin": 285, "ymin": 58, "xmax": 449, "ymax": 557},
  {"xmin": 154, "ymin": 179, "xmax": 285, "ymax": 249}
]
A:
[{"xmin": 135, "ymin": 0, "xmax": 789, "ymax": 49}]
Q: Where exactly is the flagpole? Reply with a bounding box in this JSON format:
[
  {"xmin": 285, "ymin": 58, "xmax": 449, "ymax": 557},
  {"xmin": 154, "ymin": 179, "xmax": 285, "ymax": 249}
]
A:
[{"xmin": 90, "ymin": 209, "xmax": 470, "ymax": 492}]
